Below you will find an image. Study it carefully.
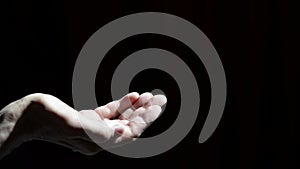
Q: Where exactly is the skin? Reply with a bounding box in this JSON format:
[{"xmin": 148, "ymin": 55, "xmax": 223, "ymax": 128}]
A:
[{"xmin": 0, "ymin": 92, "xmax": 167, "ymax": 159}]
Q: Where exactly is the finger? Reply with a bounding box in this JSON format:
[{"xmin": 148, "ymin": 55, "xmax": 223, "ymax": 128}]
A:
[
  {"xmin": 110, "ymin": 113, "xmax": 146, "ymax": 143},
  {"xmin": 103, "ymin": 119, "xmax": 132, "ymax": 142},
  {"xmin": 109, "ymin": 121, "xmax": 133, "ymax": 144},
  {"xmin": 118, "ymin": 92, "xmax": 152, "ymax": 120},
  {"xmin": 132, "ymin": 92, "xmax": 153, "ymax": 109},
  {"xmin": 120, "ymin": 95, "xmax": 165, "ymax": 121},
  {"xmin": 116, "ymin": 92, "xmax": 139, "ymax": 113},
  {"xmin": 112, "ymin": 106, "xmax": 161, "ymax": 143},
  {"xmin": 95, "ymin": 92, "xmax": 139, "ymax": 119},
  {"xmin": 118, "ymin": 108, "xmax": 134, "ymax": 120},
  {"xmin": 114, "ymin": 120, "xmax": 143, "ymax": 143},
  {"xmin": 122, "ymin": 104, "xmax": 162, "ymax": 123},
  {"xmin": 122, "ymin": 107, "xmax": 146, "ymax": 121},
  {"xmin": 115, "ymin": 126, "xmax": 133, "ymax": 143},
  {"xmin": 140, "ymin": 105, "xmax": 162, "ymax": 124},
  {"xmin": 129, "ymin": 116, "xmax": 147, "ymax": 137},
  {"xmin": 145, "ymin": 95, "xmax": 167, "ymax": 107},
  {"xmin": 128, "ymin": 105, "xmax": 161, "ymax": 137},
  {"xmin": 93, "ymin": 106, "xmax": 109, "ymax": 119}
]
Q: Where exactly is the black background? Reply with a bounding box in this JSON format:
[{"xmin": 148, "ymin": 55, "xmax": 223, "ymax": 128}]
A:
[{"xmin": 1, "ymin": 0, "xmax": 298, "ymax": 168}]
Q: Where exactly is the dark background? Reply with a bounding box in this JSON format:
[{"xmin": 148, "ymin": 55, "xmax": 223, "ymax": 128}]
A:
[{"xmin": 1, "ymin": 0, "xmax": 297, "ymax": 168}]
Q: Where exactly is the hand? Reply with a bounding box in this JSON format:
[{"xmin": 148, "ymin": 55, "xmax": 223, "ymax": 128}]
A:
[{"xmin": 0, "ymin": 92, "xmax": 166, "ymax": 158}]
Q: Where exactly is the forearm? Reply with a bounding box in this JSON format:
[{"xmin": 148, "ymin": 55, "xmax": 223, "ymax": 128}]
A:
[
  {"xmin": 0, "ymin": 94, "xmax": 41, "ymax": 159},
  {"xmin": 0, "ymin": 110, "xmax": 23, "ymax": 159}
]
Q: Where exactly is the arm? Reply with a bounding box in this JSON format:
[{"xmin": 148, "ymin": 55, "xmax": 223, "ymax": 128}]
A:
[{"xmin": 0, "ymin": 92, "xmax": 166, "ymax": 159}]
